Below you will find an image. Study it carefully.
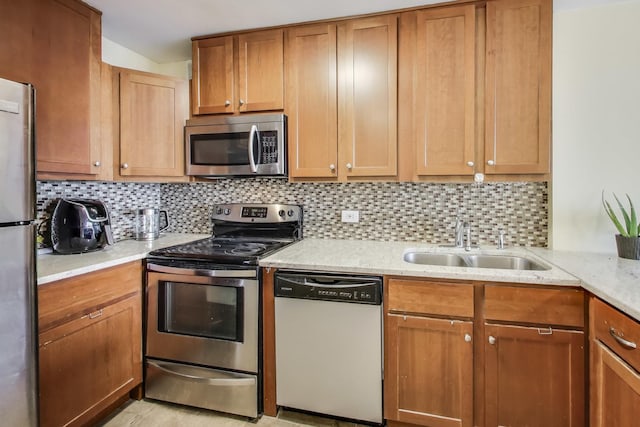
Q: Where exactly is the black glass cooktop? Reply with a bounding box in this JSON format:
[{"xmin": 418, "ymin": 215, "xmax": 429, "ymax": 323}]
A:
[{"xmin": 148, "ymin": 237, "xmax": 292, "ymax": 266}]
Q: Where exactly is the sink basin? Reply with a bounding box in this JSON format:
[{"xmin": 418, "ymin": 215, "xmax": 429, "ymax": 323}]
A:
[
  {"xmin": 464, "ymin": 254, "xmax": 549, "ymax": 271},
  {"xmin": 403, "ymin": 252, "xmax": 467, "ymax": 267},
  {"xmin": 403, "ymin": 251, "xmax": 550, "ymax": 271}
]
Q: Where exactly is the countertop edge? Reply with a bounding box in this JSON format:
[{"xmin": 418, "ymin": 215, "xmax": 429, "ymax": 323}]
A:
[{"xmin": 37, "ymin": 233, "xmax": 210, "ymax": 285}]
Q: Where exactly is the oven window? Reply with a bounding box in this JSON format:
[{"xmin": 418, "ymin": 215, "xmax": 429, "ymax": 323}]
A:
[
  {"xmin": 190, "ymin": 132, "xmax": 249, "ymax": 165},
  {"xmin": 158, "ymin": 281, "xmax": 244, "ymax": 342}
]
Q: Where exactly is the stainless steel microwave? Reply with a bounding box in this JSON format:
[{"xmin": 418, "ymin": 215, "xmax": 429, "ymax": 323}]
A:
[{"xmin": 185, "ymin": 113, "xmax": 287, "ymax": 177}]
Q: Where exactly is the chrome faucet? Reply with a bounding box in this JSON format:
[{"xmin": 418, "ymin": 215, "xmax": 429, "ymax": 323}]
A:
[
  {"xmin": 464, "ymin": 222, "xmax": 472, "ymax": 251},
  {"xmin": 454, "ymin": 217, "xmax": 465, "ymax": 248}
]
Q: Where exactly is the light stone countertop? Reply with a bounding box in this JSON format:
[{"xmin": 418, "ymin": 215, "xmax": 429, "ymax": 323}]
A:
[
  {"xmin": 37, "ymin": 233, "xmax": 209, "ymax": 285},
  {"xmin": 260, "ymin": 239, "xmax": 580, "ymax": 285},
  {"xmin": 528, "ymin": 247, "xmax": 640, "ymax": 322},
  {"xmin": 260, "ymin": 238, "xmax": 640, "ymax": 322}
]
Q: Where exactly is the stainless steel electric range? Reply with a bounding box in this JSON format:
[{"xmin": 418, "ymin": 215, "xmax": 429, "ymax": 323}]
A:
[{"xmin": 144, "ymin": 203, "xmax": 302, "ymax": 419}]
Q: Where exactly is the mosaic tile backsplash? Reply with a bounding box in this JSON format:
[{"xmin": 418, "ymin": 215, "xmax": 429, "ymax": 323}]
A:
[
  {"xmin": 35, "ymin": 179, "xmax": 548, "ymax": 247},
  {"xmin": 37, "ymin": 181, "xmax": 161, "ymax": 241}
]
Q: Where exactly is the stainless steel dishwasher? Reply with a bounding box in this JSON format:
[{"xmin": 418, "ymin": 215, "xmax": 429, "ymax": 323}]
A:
[{"xmin": 274, "ymin": 271, "xmax": 383, "ymax": 424}]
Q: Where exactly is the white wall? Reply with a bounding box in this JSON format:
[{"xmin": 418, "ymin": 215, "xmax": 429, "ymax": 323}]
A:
[
  {"xmin": 102, "ymin": 37, "xmax": 190, "ymax": 80},
  {"xmin": 552, "ymin": 0, "xmax": 640, "ymax": 253}
]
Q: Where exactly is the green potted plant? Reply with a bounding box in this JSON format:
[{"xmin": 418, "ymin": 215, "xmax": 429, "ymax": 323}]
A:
[{"xmin": 602, "ymin": 191, "xmax": 640, "ymax": 260}]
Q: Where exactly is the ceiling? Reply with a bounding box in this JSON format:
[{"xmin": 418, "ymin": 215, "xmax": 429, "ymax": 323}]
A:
[{"xmin": 84, "ymin": 0, "xmax": 630, "ymax": 64}]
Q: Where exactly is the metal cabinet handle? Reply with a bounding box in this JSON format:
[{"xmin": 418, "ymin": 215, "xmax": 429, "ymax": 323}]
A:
[
  {"xmin": 329, "ymin": 164, "xmax": 336, "ymax": 171},
  {"xmin": 464, "ymin": 333, "xmax": 472, "ymax": 343},
  {"xmin": 122, "ymin": 163, "xmax": 129, "ymax": 169},
  {"xmin": 487, "ymin": 160, "xmax": 495, "ymax": 166},
  {"xmin": 93, "ymin": 161, "xmax": 101, "ymax": 167},
  {"xmin": 346, "ymin": 163, "xmax": 353, "ymax": 170},
  {"xmin": 488, "ymin": 335, "xmax": 496, "ymax": 345},
  {"xmin": 467, "ymin": 161, "xmax": 474, "ymax": 167},
  {"xmin": 224, "ymin": 100, "xmax": 231, "ymax": 107},
  {"xmin": 610, "ymin": 327, "xmax": 637, "ymax": 349},
  {"xmin": 239, "ymin": 99, "xmax": 245, "ymax": 106},
  {"xmin": 88, "ymin": 309, "xmax": 103, "ymax": 319}
]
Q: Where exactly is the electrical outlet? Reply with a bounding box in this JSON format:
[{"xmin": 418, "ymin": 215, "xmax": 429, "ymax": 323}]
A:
[{"xmin": 341, "ymin": 210, "xmax": 360, "ymax": 223}]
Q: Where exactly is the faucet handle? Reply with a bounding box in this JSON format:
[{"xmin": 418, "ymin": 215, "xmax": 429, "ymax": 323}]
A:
[{"xmin": 497, "ymin": 229, "xmax": 506, "ymax": 249}]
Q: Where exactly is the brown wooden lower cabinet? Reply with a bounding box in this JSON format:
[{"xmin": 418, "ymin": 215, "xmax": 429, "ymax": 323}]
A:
[
  {"xmin": 484, "ymin": 323, "xmax": 585, "ymax": 427},
  {"xmin": 590, "ymin": 297, "xmax": 640, "ymax": 427},
  {"xmin": 385, "ymin": 314, "xmax": 474, "ymax": 427},
  {"xmin": 384, "ymin": 278, "xmax": 586, "ymax": 427},
  {"xmin": 38, "ymin": 262, "xmax": 142, "ymax": 427},
  {"xmin": 591, "ymin": 341, "xmax": 640, "ymax": 426}
]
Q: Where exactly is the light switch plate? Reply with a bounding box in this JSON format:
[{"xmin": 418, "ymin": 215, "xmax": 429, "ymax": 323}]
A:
[{"xmin": 341, "ymin": 210, "xmax": 360, "ymax": 223}]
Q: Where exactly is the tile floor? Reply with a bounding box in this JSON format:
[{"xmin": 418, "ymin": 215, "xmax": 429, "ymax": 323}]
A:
[{"xmin": 98, "ymin": 400, "xmax": 367, "ymax": 427}]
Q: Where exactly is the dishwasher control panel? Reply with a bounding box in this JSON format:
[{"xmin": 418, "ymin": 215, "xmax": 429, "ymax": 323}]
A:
[{"xmin": 274, "ymin": 272, "xmax": 382, "ymax": 305}]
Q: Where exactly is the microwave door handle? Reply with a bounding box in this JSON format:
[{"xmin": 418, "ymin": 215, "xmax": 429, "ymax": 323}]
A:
[{"xmin": 248, "ymin": 124, "xmax": 258, "ymax": 173}]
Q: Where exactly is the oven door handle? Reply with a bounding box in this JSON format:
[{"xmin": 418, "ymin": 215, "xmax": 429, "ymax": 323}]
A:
[
  {"xmin": 146, "ymin": 263, "xmax": 256, "ymax": 278},
  {"xmin": 148, "ymin": 361, "xmax": 256, "ymax": 386}
]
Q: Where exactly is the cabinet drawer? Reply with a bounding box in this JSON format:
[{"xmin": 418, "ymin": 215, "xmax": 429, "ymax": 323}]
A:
[
  {"xmin": 387, "ymin": 278, "xmax": 474, "ymax": 318},
  {"xmin": 38, "ymin": 261, "xmax": 142, "ymax": 332},
  {"xmin": 484, "ymin": 285, "xmax": 584, "ymax": 328},
  {"xmin": 593, "ymin": 297, "xmax": 640, "ymax": 373}
]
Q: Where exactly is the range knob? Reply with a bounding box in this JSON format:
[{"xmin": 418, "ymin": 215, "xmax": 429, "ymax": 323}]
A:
[
  {"xmin": 224, "ymin": 208, "xmax": 231, "ymax": 215},
  {"xmin": 215, "ymin": 207, "xmax": 223, "ymax": 215},
  {"xmin": 287, "ymin": 209, "xmax": 294, "ymax": 217},
  {"xmin": 278, "ymin": 209, "xmax": 286, "ymax": 218}
]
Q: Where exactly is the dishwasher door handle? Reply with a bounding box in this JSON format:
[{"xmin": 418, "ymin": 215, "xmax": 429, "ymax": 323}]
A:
[{"xmin": 277, "ymin": 276, "xmax": 379, "ymax": 289}]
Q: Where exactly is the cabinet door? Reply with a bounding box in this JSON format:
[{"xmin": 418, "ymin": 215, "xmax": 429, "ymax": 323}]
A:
[
  {"xmin": 338, "ymin": 15, "xmax": 397, "ymax": 178},
  {"xmin": 286, "ymin": 24, "xmax": 338, "ymax": 179},
  {"xmin": 39, "ymin": 294, "xmax": 142, "ymax": 427},
  {"xmin": 119, "ymin": 70, "xmax": 188, "ymax": 177},
  {"xmin": 192, "ymin": 36, "xmax": 234, "ymax": 115},
  {"xmin": 484, "ymin": 324, "xmax": 585, "ymax": 427},
  {"xmin": 485, "ymin": 0, "xmax": 551, "ymax": 174},
  {"xmin": 34, "ymin": 0, "xmax": 102, "ymax": 177},
  {"xmin": 591, "ymin": 341, "xmax": 640, "ymax": 427},
  {"xmin": 237, "ymin": 29, "xmax": 284, "ymax": 112},
  {"xmin": 413, "ymin": 6, "xmax": 475, "ymax": 176},
  {"xmin": 0, "ymin": 0, "xmax": 36, "ymax": 83},
  {"xmin": 385, "ymin": 314, "xmax": 474, "ymax": 427}
]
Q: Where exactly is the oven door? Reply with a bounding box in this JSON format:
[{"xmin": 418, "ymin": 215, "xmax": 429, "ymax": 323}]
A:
[{"xmin": 146, "ymin": 270, "xmax": 258, "ymax": 373}]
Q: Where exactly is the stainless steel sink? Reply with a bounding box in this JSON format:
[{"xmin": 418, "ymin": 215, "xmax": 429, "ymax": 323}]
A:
[
  {"xmin": 463, "ymin": 254, "xmax": 549, "ymax": 271},
  {"xmin": 403, "ymin": 251, "xmax": 550, "ymax": 271},
  {"xmin": 403, "ymin": 252, "xmax": 467, "ymax": 267}
]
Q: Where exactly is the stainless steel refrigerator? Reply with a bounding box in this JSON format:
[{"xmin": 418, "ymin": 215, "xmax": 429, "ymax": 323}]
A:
[{"xmin": 0, "ymin": 76, "xmax": 38, "ymax": 426}]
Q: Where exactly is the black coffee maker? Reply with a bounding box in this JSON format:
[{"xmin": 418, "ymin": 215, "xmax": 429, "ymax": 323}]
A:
[{"xmin": 50, "ymin": 199, "xmax": 115, "ymax": 254}]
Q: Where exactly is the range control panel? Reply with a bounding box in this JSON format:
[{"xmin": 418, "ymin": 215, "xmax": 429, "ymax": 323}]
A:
[{"xmin": 274, "ymin": 272, "xmax": 382, "ymax": 305}]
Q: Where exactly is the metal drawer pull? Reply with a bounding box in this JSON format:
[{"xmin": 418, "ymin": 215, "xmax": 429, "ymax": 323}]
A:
[
  {"xmin": 610, "ymin": 327, "xmax": 637, "ymax": 350},
  {"xmin": 89, "ymin": 309, "xmax": 103, "ymax": 319},
  {"xmin": 488, "ymin": 335, "xmax": 496, "ymax": 345},
  {"xmin": 148, "ymin": 361, "xmax": 255, "ymax": 386},
  {"xmin": 464, "ymin": 333, "xmax": 472, "ymax": 343},
  {"xmin": 538, "ymin": 327, "xmax": 553, "ymax": 335}
]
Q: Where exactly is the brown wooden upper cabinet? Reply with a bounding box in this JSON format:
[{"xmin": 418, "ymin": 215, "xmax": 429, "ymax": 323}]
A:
[
  {"xmin": 399, "ymin": 0, "xmax": 551, "ymax": 180},
  {"xmin": 485, "ymin": 0, "xmax": 551, "ymax": 174},
  {"xmin": 191, "ymin": 29, "xmax": 284, "ymax": 115},
  {"xmin": 286, "ymin": 16, "xmax": 398, "ymax": 181},
  {"xmin": 399, "ymin": 5, "xmax": 476, "ymax": 178},
  {"xmin": 0, "ymin": 0, "xmax": 103, "ymax": 180},
  {"xmin": 113, "ymin": 67, "xmax": 189, "ymax": 180}
]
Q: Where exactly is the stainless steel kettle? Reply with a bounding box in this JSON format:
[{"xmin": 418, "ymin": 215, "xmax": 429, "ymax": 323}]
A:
[
  {"xmin": 134, "ymin": 208, "xmax": 169, "ymax": 240},
  {"xmin": 50, "ymin": 198, "xmax": 115, "ymax": 254}
]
